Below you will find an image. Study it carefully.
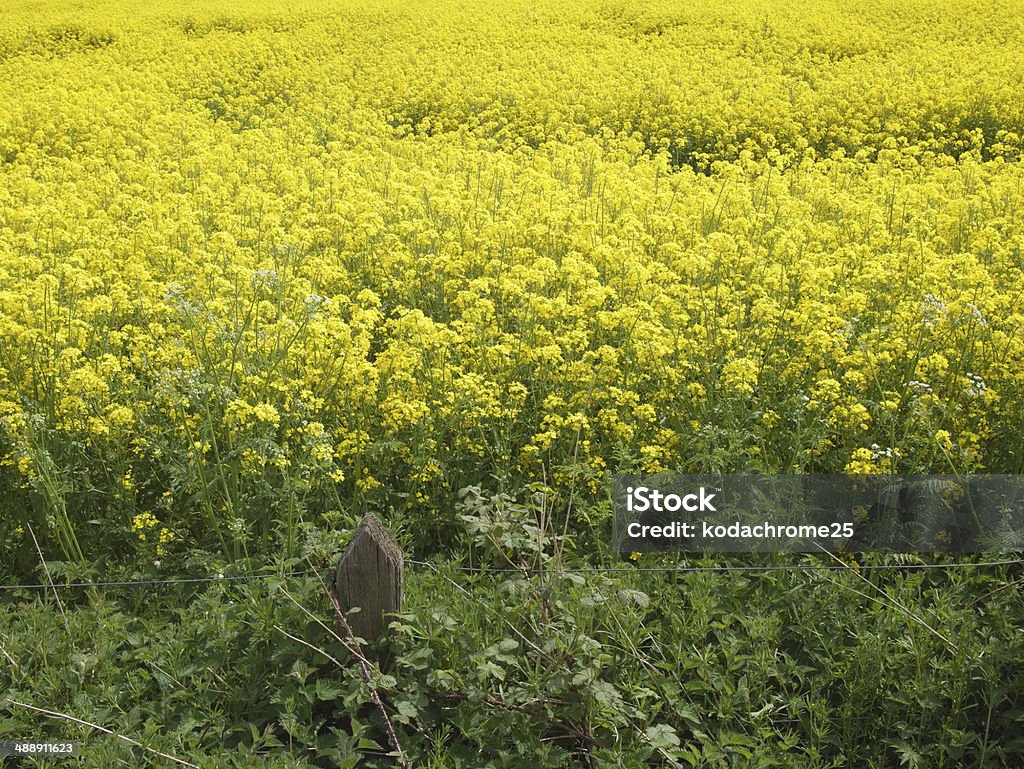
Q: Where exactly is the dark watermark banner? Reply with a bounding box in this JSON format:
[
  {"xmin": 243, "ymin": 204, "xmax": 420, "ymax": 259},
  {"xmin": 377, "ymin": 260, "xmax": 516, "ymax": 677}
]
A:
[{"xmin": 612, "ymin": 475, "xmax": 1024, "ymax": 552}]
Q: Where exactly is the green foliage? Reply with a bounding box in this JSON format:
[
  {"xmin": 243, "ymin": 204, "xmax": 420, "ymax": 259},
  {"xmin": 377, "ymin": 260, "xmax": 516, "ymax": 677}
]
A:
[{"xmin": 1, "ymin": 541, "xmax": 1022, "ymax": 768}]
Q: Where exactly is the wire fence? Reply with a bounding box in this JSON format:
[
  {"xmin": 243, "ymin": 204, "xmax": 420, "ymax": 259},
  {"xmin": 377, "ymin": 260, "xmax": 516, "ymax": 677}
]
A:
[
  {"xmin": 2, "ymin": 558, "xmax": 1021, "ymax": 593},
  {"xmin": 407, "ymin": 557, "xmax": 1024, "ymax": 574},
  {"xmin": 0, "ymin": 570, "xmax": 320, "ymax": 592}
]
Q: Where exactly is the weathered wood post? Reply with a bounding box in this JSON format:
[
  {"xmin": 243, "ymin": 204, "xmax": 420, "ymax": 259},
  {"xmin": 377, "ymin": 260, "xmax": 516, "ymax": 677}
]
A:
[{"xmin": 333, "ymin": 513, "xmax": 404, "ymax": 644}]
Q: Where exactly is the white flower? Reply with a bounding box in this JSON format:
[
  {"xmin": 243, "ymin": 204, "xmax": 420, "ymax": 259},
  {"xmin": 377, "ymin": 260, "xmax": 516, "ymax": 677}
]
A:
[{"xmin": 965, "ymin": 372, "xmax": 987, "ymax": 396}]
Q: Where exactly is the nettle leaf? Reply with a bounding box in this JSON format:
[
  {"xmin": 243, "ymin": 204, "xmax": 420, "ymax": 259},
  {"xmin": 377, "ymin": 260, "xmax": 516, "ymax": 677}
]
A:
[
  {"xmin": 645, "ymin": 723, "xmax": 681, "ymax": 749},
  {"xmin": 315, "ymin": 678, "xmax": 344, "ymax": 701},
  {"xmin": 617, "ymin": 588, "xmax": 651, "ymax": 608},
  {"xmin": 395, "ymin": 700, "xmax": 418, "ymax": 722},
  {"xmin": 477, "ymin": 659, "xmax": 506, "ymax": 681},
  {"xmin": 290, "ymin": 659, "xmax": 312, "ymax": 684},
  {"xmin": 590, "ymin": 680, "xmax": 624, "ymax": 710},
  {"xmin": 676, "ymin": 704, "xmax": 702, "ymax": 728},
  {"xmin": 426, "ymin": 669, "xmax": 458, "ymax": 690},
  {"xmin": 572, "ymin": 668, "xmax": 595, "ymax": 686},
  {"xmin": 375, "ymin": 674, "xmax": 398, "ymax": 689}
]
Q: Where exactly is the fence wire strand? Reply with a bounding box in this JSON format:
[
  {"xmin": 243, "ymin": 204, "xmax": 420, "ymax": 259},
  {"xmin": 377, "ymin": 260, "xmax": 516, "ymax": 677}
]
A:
[
  {"xmin": 1, "ymin": 559, "xmax": 1021, "ymax": 593},
  {"xmin": 406, "ymin": 558, "xmax": 1024, "ymax": 574},
  {"xmin": 0, "ymin": 570, "xmax": 319, "ymax": 592}
]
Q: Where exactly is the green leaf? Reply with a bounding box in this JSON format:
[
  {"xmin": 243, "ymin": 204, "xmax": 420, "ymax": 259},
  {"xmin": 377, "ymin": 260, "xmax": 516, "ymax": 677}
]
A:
[
  {"xmin": 315, "ymin": 678, "xmax": 344, "ymax": 701},
  {"xmin": 396, "ymin": 700, "xmax": 418, "ymax": 721},
  {"xmin": 887, "ymin": 739, "xmax": 923, "ymax": 768},
  {"xmin": 617, "ymin": 588, "xmax": 651, "ymax": 608},
  {"xmin": 645, "ymin": 723, "xmax": 681, "ymax": 749}
]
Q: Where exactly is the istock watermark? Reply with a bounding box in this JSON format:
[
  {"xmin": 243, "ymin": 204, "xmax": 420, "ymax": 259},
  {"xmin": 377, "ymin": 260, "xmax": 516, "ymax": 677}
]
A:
[{"xmin": 612, "ymin": 474, "xmax": 1024, "ymax": 552}]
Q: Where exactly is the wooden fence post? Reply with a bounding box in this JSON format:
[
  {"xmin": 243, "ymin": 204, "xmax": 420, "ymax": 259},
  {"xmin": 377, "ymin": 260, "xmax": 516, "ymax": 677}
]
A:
[{"xmin": 333, "ymin": 513, "xmax": 404, "ymax": 644}]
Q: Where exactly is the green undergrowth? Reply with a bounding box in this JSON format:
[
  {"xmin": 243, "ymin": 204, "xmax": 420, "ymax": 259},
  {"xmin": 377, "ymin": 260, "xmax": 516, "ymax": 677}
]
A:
[{"xmin": 1, "ymin": 548, "xmax": 1021, "ymax": 768}]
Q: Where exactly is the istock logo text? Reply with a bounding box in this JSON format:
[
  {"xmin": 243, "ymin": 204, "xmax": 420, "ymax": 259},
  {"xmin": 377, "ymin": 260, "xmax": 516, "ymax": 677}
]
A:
[{"xmin": 625, "ymin": 486, "xmax": 717, "ymax": 513}]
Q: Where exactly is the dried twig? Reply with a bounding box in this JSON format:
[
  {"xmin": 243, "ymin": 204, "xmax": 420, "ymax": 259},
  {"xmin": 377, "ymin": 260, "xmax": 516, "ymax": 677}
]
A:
[
  {"xmin": 277, "ymin": 578, "xmax": 407, "ymax": 766},
  {"xmin": 0, "ymin": 632, "xmax": 19, "ymax": 670},
  {"xmin": 27, "ymin": 524, "xmax": 73, "ymax": 644},
  {"xmin": 418, "ymin": 562, "xmax": 557, "ymax": 665},
  {"xmin": 328, "ymin": 578, "xmax": 409, "ymax": 769},
  {"xmin": 8, "ymin": 700, "xmax": 199, "ymax": 768},
  {"xmin": 273, "ymin": 625, "xmax": 344, "ymax": 669},
  {"xmin": 438, "ymin": 691, "xmax": 603, "ymax": 749},
  {"xmin": 970, "ymin": 576, "xmax": 1024, "ymax": 607},
  {"xmin": 815, "ymin": 546, "xmax": 958, "ymax": 651}
]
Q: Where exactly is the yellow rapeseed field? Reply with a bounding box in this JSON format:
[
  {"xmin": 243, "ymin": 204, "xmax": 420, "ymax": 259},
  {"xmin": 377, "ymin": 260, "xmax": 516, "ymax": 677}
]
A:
[{"xmin": 1, "ymin": 0, "xmax": 1022, "ymax": 558}]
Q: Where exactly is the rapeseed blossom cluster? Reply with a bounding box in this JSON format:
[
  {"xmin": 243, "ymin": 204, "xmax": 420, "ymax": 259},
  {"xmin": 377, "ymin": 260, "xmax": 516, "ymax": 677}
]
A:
[{"xmin": 1, "ymin": 0, "xmax": 1022, "ymax": 559}]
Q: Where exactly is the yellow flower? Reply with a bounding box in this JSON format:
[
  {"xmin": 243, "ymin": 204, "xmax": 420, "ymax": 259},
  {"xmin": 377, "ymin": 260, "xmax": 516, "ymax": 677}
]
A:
[
  {"xmin": 252, "ymin": 403, "xmax": 280, "ymax": 427},
  {"xmin": 0, "ymin": 0, "xmax": 1019, "ymax": 554},
  {"xmin": 720, "ymin": 358, "xmax": 759, "ymax": 395},
  {"xmin": 131, "ymin": 513, "xmax": 159, "ymax": 542}
]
